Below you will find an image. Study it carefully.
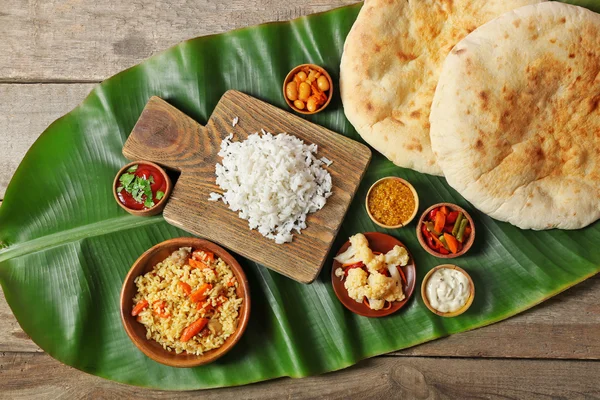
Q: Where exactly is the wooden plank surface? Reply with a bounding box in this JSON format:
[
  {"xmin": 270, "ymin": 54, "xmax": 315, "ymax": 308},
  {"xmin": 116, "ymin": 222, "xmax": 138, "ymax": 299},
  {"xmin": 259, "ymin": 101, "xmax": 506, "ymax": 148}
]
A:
[
  {"xmin": 123, "ymin": 92, "xmax": 370, "ymax": 282},
  {"xmin": 1, "ymin": 352, "xmax": 599, "ymax": 399},
  {"xmin": 0, "ymin": 84, "xmax": 95, "ymax": 199},
  {"xmin": 0, "ymin": 0, "xmax": 358, "ymax": 82}
]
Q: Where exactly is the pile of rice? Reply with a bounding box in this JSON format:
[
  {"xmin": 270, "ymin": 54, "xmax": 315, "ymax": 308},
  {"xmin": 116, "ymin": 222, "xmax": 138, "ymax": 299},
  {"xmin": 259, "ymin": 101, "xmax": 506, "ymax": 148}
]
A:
[
  {"xmin": 209, "ymin": 131, "xmax": 333, "ymax": 244},
  {"xmin": 133, "ymin": 247, "xmax": 243, "ymax": 355}
]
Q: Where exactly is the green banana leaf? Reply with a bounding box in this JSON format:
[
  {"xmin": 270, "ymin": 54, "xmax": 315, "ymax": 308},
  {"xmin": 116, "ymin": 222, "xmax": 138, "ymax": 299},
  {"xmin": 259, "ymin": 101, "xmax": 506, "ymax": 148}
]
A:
[{"xmin": 1, "ymin": 1, "xmax": 599, "ymax": 390}]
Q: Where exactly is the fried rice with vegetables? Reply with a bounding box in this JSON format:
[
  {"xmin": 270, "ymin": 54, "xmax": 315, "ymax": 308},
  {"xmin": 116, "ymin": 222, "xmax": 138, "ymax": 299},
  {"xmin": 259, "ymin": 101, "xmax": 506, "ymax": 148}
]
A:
[{"xmin": 131, "ymin": 247, "xmax": 243, "ymax": 355}]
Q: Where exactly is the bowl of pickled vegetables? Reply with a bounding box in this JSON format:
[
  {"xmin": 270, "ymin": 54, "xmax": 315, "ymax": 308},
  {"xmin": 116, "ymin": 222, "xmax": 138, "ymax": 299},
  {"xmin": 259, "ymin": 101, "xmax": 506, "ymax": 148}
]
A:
[
  {"xmin": 416, "ymin": 203, "xmax": 475, "ymax": 258},
  {"xmin": 283, "ymin": 64, "xmax": 333, "ymax": 114}
]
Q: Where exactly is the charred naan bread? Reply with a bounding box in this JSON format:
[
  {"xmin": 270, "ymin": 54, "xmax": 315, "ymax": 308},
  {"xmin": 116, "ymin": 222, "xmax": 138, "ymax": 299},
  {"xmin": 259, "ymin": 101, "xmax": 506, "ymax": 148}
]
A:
[
  {"xmin": 340, "ymin": 0, "xmax": 542, "ymax": 176},
  {"xmin": 430, "ymin": 2, "xmax": 600, "ymax": 229}
]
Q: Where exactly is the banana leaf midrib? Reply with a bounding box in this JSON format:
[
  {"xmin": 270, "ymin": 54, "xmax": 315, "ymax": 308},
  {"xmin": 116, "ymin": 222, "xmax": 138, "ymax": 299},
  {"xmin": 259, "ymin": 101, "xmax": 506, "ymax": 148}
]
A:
[{"xmin": 0, "ymin": 215, "xmax": 163, "ymax": 263}]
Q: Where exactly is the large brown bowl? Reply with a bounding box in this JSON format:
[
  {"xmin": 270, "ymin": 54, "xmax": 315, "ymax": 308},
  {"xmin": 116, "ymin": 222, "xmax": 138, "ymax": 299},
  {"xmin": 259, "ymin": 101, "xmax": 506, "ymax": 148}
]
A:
[
  {"xmin": 331, "ymin": 232, "xmax": 416, "ymax": 318},
  {"xmin": 120, "ymin": 237, "xmax": 251, "ymax": 367},
  {"xmin": 416, "ymin": 203, "xmax": 476, "ymax": 259},
  {"xmin": 113, "ymin": 160, "xmax": 172, "ymax": 217}
]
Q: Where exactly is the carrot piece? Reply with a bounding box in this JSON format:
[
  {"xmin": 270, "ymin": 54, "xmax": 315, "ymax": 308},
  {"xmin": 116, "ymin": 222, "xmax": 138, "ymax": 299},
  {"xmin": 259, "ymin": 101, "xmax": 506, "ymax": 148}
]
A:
[
  {"xmin": 434, "ymin": 212, "xmax": 446, "ymax": 235},
  {"xmin": 193, "ymin": 250, "xmax": 214, "ymax": 263},
  {"xmin": 464, "ymin": 226, "xmax": 472, "ymax": 238},
  {"xmin": 178, "ymin": 281, "xmax": 192, "ymax": 296},
  {"xmin": 440, "ymin": 206, "xmax": 449, "ymax": 216},
  {"xmin": 190, "ymin": 283, "xmax": 213, "ymax": 303},
  {"xmin": 227, "ymin": 281, "xmax": 235, "ymax": 287},
  {"xmin": 180, "ymin": 318, "xmax": 209, "ymax": 342},
  {"xmin": 196, "ymin": 300, "xmax": 211, "ymax": 311},
  {"xmin": 363, "ymin": 297, "xmax": 371, "ymax": 309},
  {"xmin": 398, "ymin": 267, "xmax": 407, "ymax": 286},
  {"xmin": 189, "ymin": 258, "xmax": 210, "ymax": 270},
  {"xmin": 444, "ymin": 233, "xmax": 459, "ymax": 254},
  {"xmin": 131, "ymin": 300, "xmax": 149, "ymax": 316},
  {"xmin": 431, "ymin": 234, "xmax": 446, "ymax": 251},
  {"xmin": 152, "ymin": 300, "xmax": 170, "ymax": 318}
]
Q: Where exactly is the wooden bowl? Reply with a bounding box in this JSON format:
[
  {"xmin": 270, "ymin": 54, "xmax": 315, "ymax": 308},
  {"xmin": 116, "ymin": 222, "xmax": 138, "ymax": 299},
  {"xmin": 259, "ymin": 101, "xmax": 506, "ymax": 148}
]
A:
[
  {"xmin": 331, "ymin": 232, "xmax": 416, "ymax": 318},
  {"xmin": 416, "ymin": 203, "xmax": 475, "ymax": 258},
  {"xmin": 113, "ymin": 160, "xmax": 172, "ymax": 217},
  {"xmin": 120, "ymin": 237, "xmax": 251, "ymax": 367},
  {"xmin": 365, "ymin": 177, "xmax": 419, "ymax": 229},
  {"xmin": 283, "ymin": 64, "xmax": 333, "ymax": 115},
  {"xmin": 421, "ymin": 264, "xmax": 475, "ymax": 317}
]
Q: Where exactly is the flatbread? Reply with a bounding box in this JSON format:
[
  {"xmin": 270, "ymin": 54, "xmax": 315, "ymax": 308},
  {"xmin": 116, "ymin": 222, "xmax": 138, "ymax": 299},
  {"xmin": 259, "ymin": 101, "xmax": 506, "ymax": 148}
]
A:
[
  {"xmin": 430, "ymin": 2, "xmax": 600, "ymax": 230},
  {"xmin": 339, "ymin": 0, "xmax": 542, "ymax": 176}
]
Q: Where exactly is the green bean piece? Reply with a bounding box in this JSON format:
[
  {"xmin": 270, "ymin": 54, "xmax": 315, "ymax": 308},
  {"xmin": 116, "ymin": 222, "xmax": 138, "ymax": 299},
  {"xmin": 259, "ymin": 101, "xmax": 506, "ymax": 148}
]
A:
[
  {"xmin": 452, "ymin": 212, "xmax": 464, "ymax": 236},
  {"xmin": 438, "ymin": 235, "xmax": 450, "ymax": 250},
  {"xmin": 456, "ymin": 219, "xmax": 469, "ymax": 243}
]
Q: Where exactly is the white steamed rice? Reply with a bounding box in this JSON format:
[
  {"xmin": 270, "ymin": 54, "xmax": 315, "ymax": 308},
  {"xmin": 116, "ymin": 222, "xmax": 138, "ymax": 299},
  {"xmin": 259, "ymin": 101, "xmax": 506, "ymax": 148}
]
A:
[{"xmin": 208, "ymin": 131, "xmax": 332, "ymax": 244}]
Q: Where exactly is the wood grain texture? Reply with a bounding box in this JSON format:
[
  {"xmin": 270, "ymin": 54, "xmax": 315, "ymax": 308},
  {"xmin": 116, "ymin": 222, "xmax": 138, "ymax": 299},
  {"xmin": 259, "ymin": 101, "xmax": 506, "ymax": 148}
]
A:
[
  {"xmin": 1, "ymin": 352, "xmax": 599, "ymax": 399},
  {"xmin": 0, "ymin": 0, "xmax": 358, "ymax": 82},
  {"xmin": 123, "ymin": 92, "xmax": 371, "ymax": 283},
  {"xmin": 0, "ymin": 84, "xmax": 95, "ymax": 199},
  {"xmin": 0, "ymin": 287, "xmax": 41, "ymax": 353}
]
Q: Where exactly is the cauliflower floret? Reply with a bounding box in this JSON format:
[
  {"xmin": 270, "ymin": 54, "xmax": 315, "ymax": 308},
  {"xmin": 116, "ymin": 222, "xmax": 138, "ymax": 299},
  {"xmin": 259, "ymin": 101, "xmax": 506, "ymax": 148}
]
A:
[
  {"xmin": 366, "ymin": 253, "xmax": 386, "ymax": 273},
  {"xmin": 365, "ymin": 271, "xmax": 395, "ymax": 299},
  {"xmin": 337, "ymin": 235, "xmax": 408, "ymax": 311},
  {"xmin": 334, "ymin": 233, "xmax": 374, "ymax": 265},
  {"xmin": 364, "ymin": 271, "xmax": 405, "ymax": 309},
  {"xmin": 368, "ymin": 299, "xmax": 385, "ymax": 310},
  {"xmin": 385, "ymin": 245, "xmax": 409, "ymax": 268},
  {"xmin": 352, "ymin": 234, "xmax": 374, "ymax": 265},
  {"xmin": 344, "ymin": 268, "xmax": 368, "ymax": 303},
  {"xmin": 384, "ymin": 283, "xmax": 405, "ymax": 303}
]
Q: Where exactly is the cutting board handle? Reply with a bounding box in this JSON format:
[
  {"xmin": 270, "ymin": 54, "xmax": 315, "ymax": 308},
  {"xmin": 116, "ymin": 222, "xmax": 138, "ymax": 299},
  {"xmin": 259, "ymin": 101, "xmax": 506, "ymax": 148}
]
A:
[{"xmin": 122, "ymin": 96, "xmax": 212, "ymax": 171}]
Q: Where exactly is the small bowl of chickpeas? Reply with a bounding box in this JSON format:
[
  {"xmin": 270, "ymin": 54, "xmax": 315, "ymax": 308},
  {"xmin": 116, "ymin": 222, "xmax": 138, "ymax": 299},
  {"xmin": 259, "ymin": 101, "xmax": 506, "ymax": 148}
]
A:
[{"xmin": 283, "ymin": 64, "xmax": 333, "ymax": 114}]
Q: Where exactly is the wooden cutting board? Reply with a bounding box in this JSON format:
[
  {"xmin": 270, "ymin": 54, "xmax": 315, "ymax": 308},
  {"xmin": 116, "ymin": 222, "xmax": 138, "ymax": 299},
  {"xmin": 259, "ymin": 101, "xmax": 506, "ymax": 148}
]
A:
[{"xmin": 123, "ymin": 90, "xmax": 371, "ymax": 283}]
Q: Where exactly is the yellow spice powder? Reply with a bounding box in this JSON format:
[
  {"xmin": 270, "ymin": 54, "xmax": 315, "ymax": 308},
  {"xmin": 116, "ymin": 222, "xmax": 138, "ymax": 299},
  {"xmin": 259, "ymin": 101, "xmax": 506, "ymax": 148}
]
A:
[{"xmin": 368, "ymin": 179, "xmax": 415, "ymax": 226}]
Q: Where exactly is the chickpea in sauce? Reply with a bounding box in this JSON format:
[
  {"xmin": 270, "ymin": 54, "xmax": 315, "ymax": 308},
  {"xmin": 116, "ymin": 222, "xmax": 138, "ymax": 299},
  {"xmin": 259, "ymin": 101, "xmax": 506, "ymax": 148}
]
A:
[{"xmin": 285, "ymin": 66, "xmax": 331, "ymax": 113}]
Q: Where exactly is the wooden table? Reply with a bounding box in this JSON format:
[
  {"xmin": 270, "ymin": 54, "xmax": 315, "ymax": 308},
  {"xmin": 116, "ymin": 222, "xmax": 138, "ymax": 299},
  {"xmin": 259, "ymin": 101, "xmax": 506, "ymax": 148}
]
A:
[{"xmin": 1, "ymin": 1, "xmax": 599, "ymax": 398}]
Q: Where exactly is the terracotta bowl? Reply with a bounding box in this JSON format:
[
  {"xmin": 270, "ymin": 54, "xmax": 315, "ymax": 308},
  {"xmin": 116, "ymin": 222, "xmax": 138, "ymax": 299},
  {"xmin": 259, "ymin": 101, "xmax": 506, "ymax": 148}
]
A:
[
  {"xmin": 416, "ymin": 203, "xmax": 475, "ymax": 258},
  {"xmin": 283, "ymin": 63, "xmax": 333, "ymax": 115},
  {"xmin": 331, "ymin": 232, "xmax": 416, "ymax": 318},
  {"xmin": 365, "ymin": 177, "xmax": 419, "ymax": 229},
  {"xmin": 120, "ymin": 237, "xmax": 251, "ymax": 367},
  {"xmin": 113, "ymin": 160, "xmax": 172, "ymax": 217},
  {"xmin": 421, "ymin": 264, "xmax": 475, "ymax": 317}
]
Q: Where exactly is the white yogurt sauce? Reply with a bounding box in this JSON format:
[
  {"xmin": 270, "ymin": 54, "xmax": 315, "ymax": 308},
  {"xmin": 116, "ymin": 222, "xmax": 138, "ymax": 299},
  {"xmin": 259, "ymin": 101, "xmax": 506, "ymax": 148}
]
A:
[{"xmin": 426, "ymin": 268, "xmax": 470, "ymax": 313}]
